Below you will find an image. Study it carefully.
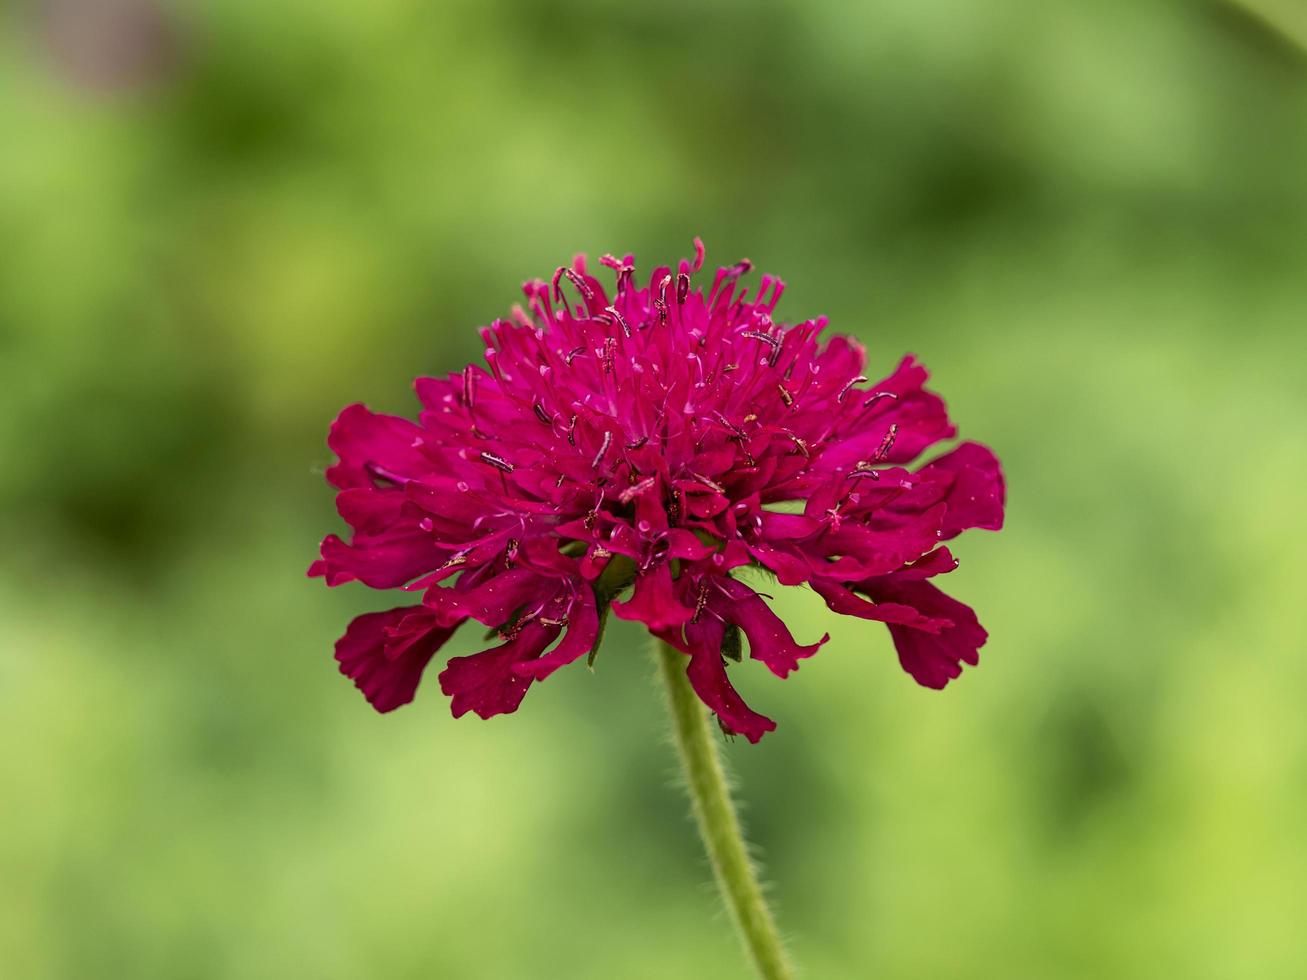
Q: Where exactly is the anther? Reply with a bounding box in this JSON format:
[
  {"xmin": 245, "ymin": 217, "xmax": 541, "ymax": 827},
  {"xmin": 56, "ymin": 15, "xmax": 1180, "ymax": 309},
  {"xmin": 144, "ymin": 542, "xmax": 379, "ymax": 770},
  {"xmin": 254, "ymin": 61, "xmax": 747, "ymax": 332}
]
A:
[
  {"xmin": 564, "ymin": 346, "xmax": 586, "ymax": 365},
  {"xmin": 555, "ymin": 267, "xmax": 594, "ymax": 308},
  {"xmin": 567, "ymin": 415, "xmax": 578, "ymax": 446},
  {"xmin": 626, "ymin": 436, "xmax": 649, "ymax": 450},
  {"xmin": 863, "ymin": 391, "xmax": 898, "ymax": 409},
  {"xmin": 592, "ymin": 431, "xmax": 612, "ymax": 469},
  {"xmin": 742, "ymin": 330, "xmax": 780, "ymax": 351},
  {"xmin": 656, "ymin": 274, "xmax": 672, "ymax": 325},
  {"xmin": 619, "ymin": 475, "xmax": 657, "ymax": 503},
  {"xmin": 479, "ymin": 451, "xmax": 514, "ymax": 473},
  {"xmin": 692, "ymin": 473, "xmax": 726, "ymax": 495},
  {"xmin": 676, "ymin": 272, "xmax": 690, "ymax": 304},
  {"xmin": 849, "ymin": 462, "xmax": 881, "ymax": 482},
  {"xmin": 838, "ymin": 376, "xmax": 868, "ymax": 403},
  {"xmin": 439, "ymin": 550, "xmax": 469, "ymax": 571},
  {"xmin": 712, "ymin": 411, "xmax": 745, "ymax": 438},
  {"xmin": 691, "ymin": 581, "xmax": 709, "ymax": 624},
  {"xmin": 533, "ymin": 403, "xmax": 552, "ymax": 425},
  {"xmin": 871, "ymin": 423, "xmax": 898, "ymax": 462},
  {"xmin": 777, "ymin": 383, "xmax": 794, "ymax": 408},
  {"xmin": 605, "ymin": 305, "xmax": 631, "ymax": 337}
]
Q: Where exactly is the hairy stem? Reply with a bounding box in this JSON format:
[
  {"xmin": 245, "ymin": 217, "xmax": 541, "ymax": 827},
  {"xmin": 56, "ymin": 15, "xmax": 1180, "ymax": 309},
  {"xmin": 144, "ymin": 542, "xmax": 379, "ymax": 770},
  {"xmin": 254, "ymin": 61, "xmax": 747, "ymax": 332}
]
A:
[{"xmin": 654, "ymin": 638, "xmax": 795, "ymax": 980}]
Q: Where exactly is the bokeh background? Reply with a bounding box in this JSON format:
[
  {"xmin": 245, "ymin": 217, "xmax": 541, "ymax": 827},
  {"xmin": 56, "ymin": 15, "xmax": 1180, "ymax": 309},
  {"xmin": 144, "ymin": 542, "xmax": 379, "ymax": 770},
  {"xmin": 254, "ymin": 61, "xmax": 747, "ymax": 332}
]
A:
[{"xmin": 3, "ymin": 0, "xmax": 1306, "ymax": 977}]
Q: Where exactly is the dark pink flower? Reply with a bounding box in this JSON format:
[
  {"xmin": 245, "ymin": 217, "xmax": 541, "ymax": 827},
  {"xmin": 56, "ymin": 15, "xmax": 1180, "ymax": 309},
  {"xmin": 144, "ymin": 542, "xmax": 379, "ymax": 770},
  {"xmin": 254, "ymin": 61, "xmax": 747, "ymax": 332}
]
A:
[{"xmin": 310, "ymin": 241, "xmax": 1005, "ymax": 741}]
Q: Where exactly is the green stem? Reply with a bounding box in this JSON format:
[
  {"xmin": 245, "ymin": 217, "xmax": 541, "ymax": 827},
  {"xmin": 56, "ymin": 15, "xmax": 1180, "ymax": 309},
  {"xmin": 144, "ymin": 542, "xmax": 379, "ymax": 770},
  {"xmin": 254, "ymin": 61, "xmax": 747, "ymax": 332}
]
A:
[{"xmin": 654, "ymin": 638, "xmax": 795, "ymax": 980}]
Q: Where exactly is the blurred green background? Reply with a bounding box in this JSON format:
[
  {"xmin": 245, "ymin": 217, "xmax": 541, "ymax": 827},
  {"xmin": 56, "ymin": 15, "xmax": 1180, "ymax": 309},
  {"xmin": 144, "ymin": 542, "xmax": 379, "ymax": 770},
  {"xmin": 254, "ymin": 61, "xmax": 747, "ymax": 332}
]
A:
[{"xmin": 3, "ymin": 0, "xmax": 1306, "ymax": 977}]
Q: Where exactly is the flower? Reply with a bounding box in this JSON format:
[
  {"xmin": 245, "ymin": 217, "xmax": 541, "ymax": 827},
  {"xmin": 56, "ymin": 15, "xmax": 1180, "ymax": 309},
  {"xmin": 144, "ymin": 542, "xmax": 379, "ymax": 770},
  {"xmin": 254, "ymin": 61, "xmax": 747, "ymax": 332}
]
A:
[{"xmin": 309, "ymin": 240, "xmax": 1005, "ymax": 742}]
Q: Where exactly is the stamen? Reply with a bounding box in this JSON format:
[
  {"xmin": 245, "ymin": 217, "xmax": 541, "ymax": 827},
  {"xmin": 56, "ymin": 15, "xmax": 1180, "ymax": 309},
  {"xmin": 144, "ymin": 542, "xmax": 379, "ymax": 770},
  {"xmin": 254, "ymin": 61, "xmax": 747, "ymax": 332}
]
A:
[
  {"xmin": 655, "ymin": 274, "xmax": 672, "ymax": 325},
  {"xmin": 601, "ymin": 337, "xmax": 617, "ymax": 373},
  {"xmin": 479, "ymin": 451, "xmax": 514, "ymax": 473},
  {"xmin": 676, "ymin": 272, "xmax": 690, "ymax": 304},
  {"xmin": 849, "ymin": 462, "xmax": 881, "ymax": 482},
  {"xmin": 871, "ymin": 423, "xmax": 898, "ymax": 462},
  {"xmin": 504, "ymin": 538, "xmax": 519, "ymax": 569},
  {"xmin": 554, "ymin": 267, "xmax": 594, "ymax": 311},
  {"xmin": 600, "ymin": 254, "xmax": 635, "ymax": 296},
  {"xmin": 619, "ymin": 475, "xmax": 657, "ymax": 503},
  {"xmin": 626, "ymin": 436, "xmax": 649, "ymax": 450},
  {"xmin": 863, "ymin": 391, "xmax": 899, "ymax": 409},
  {"xmin": 838, "ymin": 376, "xmax": 868, "ymax": 403},
  {"xmin": 533, "ymin": 403, "xmax": 552, "ymax": 425},
  {"xmin": 691, "ymin": 580, "xmax": 709, "ymax": 624},
  {"xmin": 604, "ymin": 305, "xmax": 631, "ymax": 337},
  {"xmin": 583, "ymin": 490, "xmax": 605, "ymax": 529},
  {"xmin": 712, "ymin": 410, "xmax": 745, "ymax": 438},
  {"xmin": 567, "ymin": 415, "xmax": 577, "ymax": 446},
  {"xmin": 777, "ymin": 383, "xmax": 794, "ymax": 408},
  {"xmin": 592, "ymin": 431, "xmax": 612, "ymax": 469},
  {"xmin": 692, "ymin": 473, "xmax": 726, "ymax": 495},
  {"xmin": 786, "ymin": 433, "xmax": 810, "ymax": 457},
  {"xmin": 564, "ymin": 346, "xmax": 586, "ymax": 365},
  {"xmin": 439, "ymin": 549, "xmax": 469, "ymax": 571},
  {"xmin": 742, "ymin": 331, "xmax": 782, "ymax": 370},
  {"xmin": 741, "ymin": 330, "xmax": 780, "ymax": 352}
]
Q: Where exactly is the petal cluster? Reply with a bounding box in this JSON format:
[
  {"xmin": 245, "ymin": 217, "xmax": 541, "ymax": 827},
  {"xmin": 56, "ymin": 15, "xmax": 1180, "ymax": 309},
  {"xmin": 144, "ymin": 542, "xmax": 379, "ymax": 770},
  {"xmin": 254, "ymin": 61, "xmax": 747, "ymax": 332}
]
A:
[{"xmin": 310, "ymin": 241, "xmax": 1004, "ymax": 741}]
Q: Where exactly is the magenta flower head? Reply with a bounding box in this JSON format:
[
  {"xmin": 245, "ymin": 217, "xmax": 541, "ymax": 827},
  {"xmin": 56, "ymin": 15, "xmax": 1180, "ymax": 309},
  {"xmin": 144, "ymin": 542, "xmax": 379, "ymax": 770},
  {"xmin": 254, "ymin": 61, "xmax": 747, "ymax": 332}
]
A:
[{"xmin": 309, "ymin": 240, "xmax": 1005, "ymax": 742}]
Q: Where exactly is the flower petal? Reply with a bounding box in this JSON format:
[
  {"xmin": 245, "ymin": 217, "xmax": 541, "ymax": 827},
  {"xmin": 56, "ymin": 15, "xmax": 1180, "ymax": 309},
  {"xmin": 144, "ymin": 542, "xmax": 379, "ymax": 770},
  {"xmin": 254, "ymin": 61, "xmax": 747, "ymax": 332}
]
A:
[
  {"xmin": 334, "ymin": 607, "xmax": 460, "ymax": 712},
  {"xmin": 715, "ymin": 578, "xmax": 827, "ymax": 678},
  {"xmin": 326, "ymin": 403, "xmax": 431, "ymax": 489},
  {"xmin": 919, "ymin": 441, "xmax": 1005, "ymax": 539},
  {"xmin": 810, "ymin": 578, "xmax": 952, "ymax": 631},
  {"xmin": 865, "ymin": 580, "xmax": 988, "ymax": 689},
  {"xmin": 682, "ymin": 618, "xmax": 777, "ymax": 743},
  {"xmin": 310, "ymin": 526, "xmax": 447, "ymax": 589},
  {"xmin": 612, "ymin": 563, "xmax": 694, "ymax": 633},
  {"xmin": 512, "ymin": 590, "xmax": 600, "ymax": 680},
  {"xmin": 438, "ymin": 622, "xmax": 558, "ymax": 719}
]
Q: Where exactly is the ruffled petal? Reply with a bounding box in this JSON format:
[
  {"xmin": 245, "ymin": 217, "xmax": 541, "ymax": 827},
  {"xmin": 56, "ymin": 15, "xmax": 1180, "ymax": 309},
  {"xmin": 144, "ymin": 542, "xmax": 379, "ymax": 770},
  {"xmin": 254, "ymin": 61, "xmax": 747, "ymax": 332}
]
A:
[
  {"xmin": 325, "ymin": 403, "xmax": 431, "ymax": 489},
  {"xmin": 438, "ymin": 622, "xmax": 558, "ymax": 719},
  {"xmin": 864, "ymin": 580, "xmax": 988, "ymax": 689},
  {"xmin": 513, "ymin": 589, "xmax": 600, "ymax": 680},
  {"xmin": 424, "ymin": 568, "xmax": 556, "ymax": 628},
  {"xmin": 682, "ymin": 618, "xmax": 777, "ymax": 743},
  {"xmin": 714, "ymin": 578, "xmax": 827, "ymax": 678},
  {"xmin": 309, "ymin": 525, "xmax": 447, "ymax": 588},
  {"xmin": 334, "ymin": 606, "xmax": 460, "ymax": 712},
  {"xmin": 919, "ymin": 441, "xmax": 1005, "ymax": 539},
  {"xmin": 612, "ymin": 563, "xmax": 694, "ymax": 632},
  {"xmin": 810, "ymin": 578, "xmax": 952, "ymax": 631}
]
